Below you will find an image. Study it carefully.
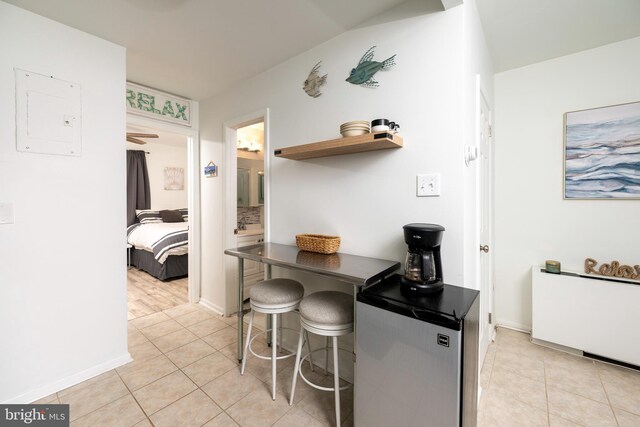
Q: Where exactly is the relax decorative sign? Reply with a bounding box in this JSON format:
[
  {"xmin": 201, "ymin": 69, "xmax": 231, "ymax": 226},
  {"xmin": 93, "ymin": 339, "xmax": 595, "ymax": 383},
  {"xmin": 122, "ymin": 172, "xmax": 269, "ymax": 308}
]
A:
[
  {"xmin": 584, "ymin": 258, "xmax": 640, "ymax": 280},
  {"xmin": 126, "ymin": 82, "xmax": 191, "ymax": 126}
]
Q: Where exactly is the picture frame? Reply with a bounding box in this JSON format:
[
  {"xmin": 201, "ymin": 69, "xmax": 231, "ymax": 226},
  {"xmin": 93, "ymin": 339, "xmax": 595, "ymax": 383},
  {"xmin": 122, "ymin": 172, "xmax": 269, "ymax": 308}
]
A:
[
  {"xmin": 204, "ymin": 161, "xmax": 218, "ymax": 178},
  {"xmin": 563, "ymin": 101, "xmax": 640, "ymax": 200},
  {"xmin": 164, "ymin": 167, "xmax": 184, "ymax": 190}
]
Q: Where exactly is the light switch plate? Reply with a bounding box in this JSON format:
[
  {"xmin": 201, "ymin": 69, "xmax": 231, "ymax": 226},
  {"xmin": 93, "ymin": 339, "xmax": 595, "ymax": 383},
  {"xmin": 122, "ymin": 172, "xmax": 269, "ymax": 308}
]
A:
[
  {"xmin": 0, "ymin": 203, "xmax": 15, "ymax": 224},
  {"xmin": 417, "ymin": 173, "xmax": 441, "ymax": 197}
]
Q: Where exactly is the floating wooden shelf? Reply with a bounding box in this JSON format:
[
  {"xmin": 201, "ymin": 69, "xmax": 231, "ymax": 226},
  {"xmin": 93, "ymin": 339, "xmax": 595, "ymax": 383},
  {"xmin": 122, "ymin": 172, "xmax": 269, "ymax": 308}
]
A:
[{"xmin": 274, "ymin": 132, "xmax": 403, "ymax": 160}]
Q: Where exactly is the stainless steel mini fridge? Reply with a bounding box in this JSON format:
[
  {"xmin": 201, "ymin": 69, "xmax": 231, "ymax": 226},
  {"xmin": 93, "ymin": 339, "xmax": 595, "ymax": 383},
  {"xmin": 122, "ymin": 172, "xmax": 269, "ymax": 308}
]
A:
[{"xmin": 355, "ymin": 274, "xmax": 480, "ymax": 427}]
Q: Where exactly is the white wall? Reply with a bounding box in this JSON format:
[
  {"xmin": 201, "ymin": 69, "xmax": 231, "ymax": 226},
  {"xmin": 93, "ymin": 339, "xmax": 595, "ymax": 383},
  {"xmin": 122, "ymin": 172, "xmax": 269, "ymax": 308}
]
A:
[
  {"xmin": 494, "ymin": 37, "xmax": 640, "ymax": 331},
  {"xmin": 126, "ymin": 140, "xmax": 188, "ymax": 210},
  {"xmin": 197, "ymin": 1, "xmax": 498, "ymax": 379},
  {"xmin": 201, "ymin": 1, "xmax": 468, "ymax": 312},
  {"xmin": 0, "ymin": 2, "xmax": 128, "ymax": 403}
]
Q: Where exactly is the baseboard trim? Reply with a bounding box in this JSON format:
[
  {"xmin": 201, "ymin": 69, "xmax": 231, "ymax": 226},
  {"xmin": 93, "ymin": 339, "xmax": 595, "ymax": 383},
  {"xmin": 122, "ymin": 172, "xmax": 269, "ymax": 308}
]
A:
[
  {"xmin": 531, "ymin": 337, "xmax": 582, "ymax": 355},
  {"xmin": 199, "ymin": 298, "xmax": 224, "ymax": 316},
  {"xmin": 495, "ymin": 319, "xmax": 531, "ymax": 333},
  {"xmin": 4, "ymin": 353, "xmax": 132, "ymax": 404}
]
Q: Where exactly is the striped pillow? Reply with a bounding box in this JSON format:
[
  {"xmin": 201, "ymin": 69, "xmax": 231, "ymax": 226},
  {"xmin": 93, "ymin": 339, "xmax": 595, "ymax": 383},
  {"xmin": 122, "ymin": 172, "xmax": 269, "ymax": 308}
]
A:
[
  {"xmin": 178, "ymin": 208, "xmax": 188, "ymax": 222},
  {"xmin": 136, "ymin": 209, "xmax": 162, "ymax": 224}
]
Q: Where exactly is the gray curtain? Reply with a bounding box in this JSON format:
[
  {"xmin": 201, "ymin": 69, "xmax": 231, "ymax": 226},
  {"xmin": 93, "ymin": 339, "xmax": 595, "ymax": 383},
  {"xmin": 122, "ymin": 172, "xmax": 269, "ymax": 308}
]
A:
[{"xmin": 127, "ymin": 150, "xmax": 151, "ymax": 226}]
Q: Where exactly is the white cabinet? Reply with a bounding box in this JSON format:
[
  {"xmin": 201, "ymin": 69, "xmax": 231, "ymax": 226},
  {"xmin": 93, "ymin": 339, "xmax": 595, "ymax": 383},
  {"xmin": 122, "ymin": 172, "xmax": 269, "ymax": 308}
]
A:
[
  {"xmin": 237, "ymin": 234, "xmax": 265, "ymax": 294},
  {"xmin": 532, "ymin": 266, "xmax": 640, "ymax": 366}
]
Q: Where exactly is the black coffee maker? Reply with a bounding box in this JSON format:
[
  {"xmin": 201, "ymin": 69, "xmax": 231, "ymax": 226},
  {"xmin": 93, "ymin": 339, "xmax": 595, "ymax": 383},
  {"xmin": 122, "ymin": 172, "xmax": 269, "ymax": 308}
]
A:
[{"xmin": 401, "ymin": 223, "xmax": 445, "ymax": 294}]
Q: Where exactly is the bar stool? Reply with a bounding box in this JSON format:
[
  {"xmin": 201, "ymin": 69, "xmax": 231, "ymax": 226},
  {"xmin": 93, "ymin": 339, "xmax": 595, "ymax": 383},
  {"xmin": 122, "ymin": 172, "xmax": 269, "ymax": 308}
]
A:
[
  {"xmin": 241, "ymin": 278, "xmax": 307, "ymax": 400},
  {"xmin": 289, "ymin": 291, "xmax": 354, "ymax": 427}
]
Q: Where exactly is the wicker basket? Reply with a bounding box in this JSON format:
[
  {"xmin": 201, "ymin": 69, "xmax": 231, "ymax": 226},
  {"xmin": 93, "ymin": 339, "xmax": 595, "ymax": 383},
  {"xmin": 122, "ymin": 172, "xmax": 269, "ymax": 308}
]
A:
[{"xmin": 295, "ymin": 234, "xmax": 341, "ymax": 254}]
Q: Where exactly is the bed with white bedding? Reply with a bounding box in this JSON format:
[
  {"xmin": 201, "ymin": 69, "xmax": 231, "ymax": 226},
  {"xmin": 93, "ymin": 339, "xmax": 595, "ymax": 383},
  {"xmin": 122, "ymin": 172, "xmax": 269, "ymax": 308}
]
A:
[{"xmin": 127, "ymin": 209, "xmax": 189, "ymax": 280}]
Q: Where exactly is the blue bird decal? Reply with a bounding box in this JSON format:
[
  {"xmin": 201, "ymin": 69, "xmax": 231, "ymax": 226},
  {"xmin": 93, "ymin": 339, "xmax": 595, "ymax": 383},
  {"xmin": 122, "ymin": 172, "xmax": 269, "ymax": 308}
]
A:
[{"xmin": 346, "ymin": 46, "xmax": 396, "ymax": 87}]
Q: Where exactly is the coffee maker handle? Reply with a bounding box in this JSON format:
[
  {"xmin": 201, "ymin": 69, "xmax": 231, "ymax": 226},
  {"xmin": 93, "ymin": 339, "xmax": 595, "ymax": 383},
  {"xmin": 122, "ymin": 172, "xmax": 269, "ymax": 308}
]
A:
[{"xmin": 422, "ymin": 253, "xmax": 433, "ymax": 282}]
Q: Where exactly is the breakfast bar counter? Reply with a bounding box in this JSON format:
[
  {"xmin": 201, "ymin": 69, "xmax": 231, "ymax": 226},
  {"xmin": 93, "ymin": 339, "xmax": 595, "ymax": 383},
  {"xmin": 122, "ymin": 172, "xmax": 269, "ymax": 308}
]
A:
[{"xmin": 224, "ymin": 242, "xmax": 401, "ymax": 361}]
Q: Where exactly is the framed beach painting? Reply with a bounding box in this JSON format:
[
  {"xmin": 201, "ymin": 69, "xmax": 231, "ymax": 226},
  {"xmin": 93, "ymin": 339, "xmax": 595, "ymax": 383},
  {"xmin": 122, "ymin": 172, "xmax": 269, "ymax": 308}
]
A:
[{"xmin": 564, "ymin": 101, "xmax": 640, "ymax": 199}]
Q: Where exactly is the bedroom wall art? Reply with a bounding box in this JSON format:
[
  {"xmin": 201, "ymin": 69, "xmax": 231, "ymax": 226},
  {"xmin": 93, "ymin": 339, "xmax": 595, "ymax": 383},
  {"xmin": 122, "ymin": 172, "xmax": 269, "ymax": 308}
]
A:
[
  {"xmin": 164, "ymin": 167, "xmax": 184, "ymax": 190},
  {"xmin": 564, "ymin": 101, "xmax": 640, "ymax": 199}
]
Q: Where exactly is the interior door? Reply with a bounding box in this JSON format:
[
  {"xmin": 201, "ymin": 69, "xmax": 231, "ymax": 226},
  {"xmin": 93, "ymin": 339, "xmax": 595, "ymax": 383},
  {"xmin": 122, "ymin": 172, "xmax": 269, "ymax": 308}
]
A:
[{"xmin": 478, "ymin": 84, "xmax": 494, "ymax": 358}]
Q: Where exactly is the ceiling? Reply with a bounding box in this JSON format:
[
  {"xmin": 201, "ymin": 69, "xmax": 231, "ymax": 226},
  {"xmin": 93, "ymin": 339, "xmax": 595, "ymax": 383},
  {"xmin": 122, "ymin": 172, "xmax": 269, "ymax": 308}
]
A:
[
  {"xmin": 6, "ymin": 0, "xmax": 640, "ymax": 99},
  {"xmin": 4, "ymin": 0, "xmax": 408, "ymax": 100},
  {"xmin": 475, "ymin": 0, "xmax": 640, "ymax": 73}
]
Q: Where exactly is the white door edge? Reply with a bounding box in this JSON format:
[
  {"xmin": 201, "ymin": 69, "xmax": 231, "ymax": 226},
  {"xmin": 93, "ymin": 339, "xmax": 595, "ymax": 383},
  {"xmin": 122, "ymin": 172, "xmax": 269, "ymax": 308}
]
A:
[{"xmin": 476, "ymin": 75, "xmax": 494, "ymax": 364}]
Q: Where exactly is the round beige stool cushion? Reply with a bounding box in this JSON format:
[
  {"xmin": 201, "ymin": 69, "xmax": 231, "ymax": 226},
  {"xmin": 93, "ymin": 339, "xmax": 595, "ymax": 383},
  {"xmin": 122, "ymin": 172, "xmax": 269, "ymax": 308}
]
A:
[
  {"xmin": 250, "ymin": 278, "xmax": 304, "ymax": 306},
  {"xmin": 299, "ymin": 291, "xmax": 353, "ymax": 326}
]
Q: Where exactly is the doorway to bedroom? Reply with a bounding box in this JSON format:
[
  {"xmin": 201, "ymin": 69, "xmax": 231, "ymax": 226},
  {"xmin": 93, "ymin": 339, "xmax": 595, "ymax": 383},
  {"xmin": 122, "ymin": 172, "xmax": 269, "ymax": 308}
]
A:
[{"xmin": 126, "ymin": 123, "xmax": 193, "ymax": 320}]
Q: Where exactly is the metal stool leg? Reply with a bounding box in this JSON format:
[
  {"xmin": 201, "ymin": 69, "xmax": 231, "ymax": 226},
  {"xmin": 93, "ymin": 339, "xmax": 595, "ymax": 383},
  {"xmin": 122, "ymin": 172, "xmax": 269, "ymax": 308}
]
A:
[
  {"xmin": 289, "ymin": 326, "xmax": 306, "ymax": 406},
  {"xmin": 279, "ymin": 313, "xmax": 283, "ymax": 354},
  {"xmin": 240, "ymin": 310, "xmax": 254, "ymax": 375},
  {"xmin": 324, "ymin": 336, "xmax": 329, "ymax": 375},
  {"xmin": 271, "ymin": 313, "xmax": 278, "ymax": 400},
  {"xmin": 333, "ymin": 336, "xmax": 341, "ymax": 427},
  {"xmin": 304, "ymin": 330, "xmax": 314, "ymax": 371}
]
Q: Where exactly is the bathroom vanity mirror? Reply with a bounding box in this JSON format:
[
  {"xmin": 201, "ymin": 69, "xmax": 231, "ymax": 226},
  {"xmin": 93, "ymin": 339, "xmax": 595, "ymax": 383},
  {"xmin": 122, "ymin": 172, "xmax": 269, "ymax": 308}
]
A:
[{"xmin": 236, "ymin": 160, "xmax": 263, "ymax": 207}]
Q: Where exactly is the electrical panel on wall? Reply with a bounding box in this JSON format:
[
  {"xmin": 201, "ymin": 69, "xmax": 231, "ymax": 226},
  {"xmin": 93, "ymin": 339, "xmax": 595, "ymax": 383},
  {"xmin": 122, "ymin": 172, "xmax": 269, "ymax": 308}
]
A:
[{"xmin": 15, "ymin": 69, "xmax": 82, "ymax": 156}]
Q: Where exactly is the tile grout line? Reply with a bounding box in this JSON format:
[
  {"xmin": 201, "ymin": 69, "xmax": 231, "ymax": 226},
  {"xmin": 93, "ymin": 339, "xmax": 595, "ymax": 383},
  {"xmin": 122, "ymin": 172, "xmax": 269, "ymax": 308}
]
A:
[
  {"xmin": 113, "ymin": 368, "xmax": 156, "ymax": 427},
  {"xmin": 545, "ymin": 381, "xmax": 624, "ymax": 410},
  {"xmin": 120, "ymin": 331, "xmax": 195, "ymax": 422},
  {"xmin": 58, "ymin": 372, "xmax": 139, "ymax": 426},
  {"xmin": 174, "ymin": 341, "xmax": 242, "ymax": 426},
  {"xmin": 491, "ymin": 347, "xmax": 550, "ymax": 420},
  {"xmin": 202, "ymin": 339, "xmax": 340, "ymax": 427},
  {"xmin": 65, "ymin": 282, "xmax": 188, "ymax": 424},
  {"xmin": 543, "ymin": 359, "xmax": 617, "ymax": 405},
  {"xmin": 72, "ymin": 343, "xmax": 303, "ymax": 425},
  {"xmin": 595, "ymin": 361, "xmax": 621, "ymax": 427},
  {"xmin": 522, "ymin": 333, "xmax": 613, "ymax": 426},
  {"xmin": 543, "ymin": 356, "xmax": 550, "ymax": 426},
  {"xmin": 541, "ymin": 348, "xmax": 607, "ymax": 425}
]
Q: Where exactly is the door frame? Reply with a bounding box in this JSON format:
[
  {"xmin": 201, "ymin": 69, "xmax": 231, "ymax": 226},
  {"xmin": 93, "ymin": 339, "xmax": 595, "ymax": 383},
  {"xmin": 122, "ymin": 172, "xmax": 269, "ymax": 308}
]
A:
[
  {"xmin": 222, "ymin": 108, "xmax": 270, "ymax": 315},
  {"xmin": 476, "ymin": 75, "xmax": 495, "ymax": 360},
  {"xmin": 127, "ymin": 114, "xmax": 201, "ymax": 304}
]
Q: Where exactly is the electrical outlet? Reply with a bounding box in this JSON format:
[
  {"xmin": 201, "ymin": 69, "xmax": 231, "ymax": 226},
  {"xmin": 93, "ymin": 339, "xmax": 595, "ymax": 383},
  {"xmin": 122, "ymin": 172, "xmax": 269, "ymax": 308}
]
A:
[{"xmin": 417, "ymin": 174, "xmax": 441, "ymax": 197}]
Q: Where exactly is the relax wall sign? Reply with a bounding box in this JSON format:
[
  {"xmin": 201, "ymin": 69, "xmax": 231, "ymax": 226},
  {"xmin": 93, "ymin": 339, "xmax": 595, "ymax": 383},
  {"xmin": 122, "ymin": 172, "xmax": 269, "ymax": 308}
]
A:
[{"xmin": 126, "ymin": 82, "xmax": 191, "ymax": 126}]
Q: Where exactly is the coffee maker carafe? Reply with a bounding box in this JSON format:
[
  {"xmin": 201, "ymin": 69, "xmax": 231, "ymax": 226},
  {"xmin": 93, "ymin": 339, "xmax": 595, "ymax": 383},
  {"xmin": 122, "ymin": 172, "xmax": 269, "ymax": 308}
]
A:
[{"xmin": 401, "ymin": 223, "xmax": 445, "ymax": 294}]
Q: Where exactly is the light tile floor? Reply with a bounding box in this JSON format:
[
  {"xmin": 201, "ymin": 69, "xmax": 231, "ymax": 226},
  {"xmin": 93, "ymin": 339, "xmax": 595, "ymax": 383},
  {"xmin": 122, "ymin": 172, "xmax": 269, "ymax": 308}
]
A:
[
  {"xmin": 478, "ymin": 327, "xmax": 640, "ymax": 426},
  {"xmin": 32, "ymin": 306, "xmax": 640, "ymax": 426},
  {"xmin": 35, "ymin": 303, "xmax": 353, "ymax": 427}
]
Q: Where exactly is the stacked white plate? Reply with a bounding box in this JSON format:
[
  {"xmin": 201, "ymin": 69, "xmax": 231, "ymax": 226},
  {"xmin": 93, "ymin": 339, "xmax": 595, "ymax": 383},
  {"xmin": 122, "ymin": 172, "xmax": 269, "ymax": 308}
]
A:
[{"xmin": 340, "ymin": 120, "xmax": 370, "ymax": 137}]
